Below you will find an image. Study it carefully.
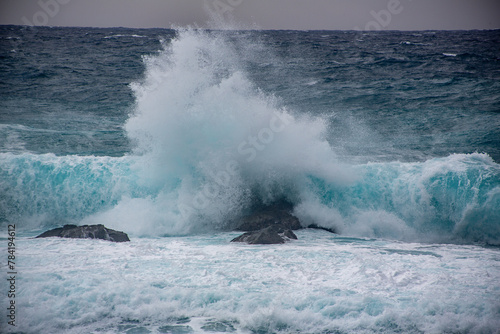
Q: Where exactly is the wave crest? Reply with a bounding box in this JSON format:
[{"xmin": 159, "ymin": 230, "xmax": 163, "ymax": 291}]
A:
[{"xmin": 1, "ymin": 29, "xmax": 499, "ymax": 244}]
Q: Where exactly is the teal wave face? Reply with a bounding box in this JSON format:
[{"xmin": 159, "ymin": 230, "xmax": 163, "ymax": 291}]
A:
[
  {"xmin": 296, "ymin": 153, "xmax": 500, "ymax": 245},
  {"xmin": 1, "ymin": 28, "xmax": 499, "ymax": 244},
  {"xmin": 0, "ymin": 153, "xmax": 138, "ymax": 229},
  {"xmin": 1, "ymin": 152, "xmax": 499, "ymax": 244}
]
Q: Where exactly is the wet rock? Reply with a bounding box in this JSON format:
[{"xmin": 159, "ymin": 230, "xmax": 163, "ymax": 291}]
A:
[
  {"xmin": 282, "ymin": 228, "xmax": 299, "ymax": 239},
  {"xmin": 36, "ymin": 224, "xmax": 130, "ymax": 242},
  {"xmin": 231, "ymin": 224, "xmax": 297, "ymax": 245},
  {"xmin": 307, "ymin": 224, "xmax": 337, "ymax": 234},
  {"xmin": 235, "ymin": 202, "xmax": 302, "ymax": 231}
]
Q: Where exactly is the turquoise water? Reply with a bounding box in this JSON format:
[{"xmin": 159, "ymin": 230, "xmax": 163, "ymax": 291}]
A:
[{"xmin": 1, "ymin": 26, "xmax": 499, "ymax": 333}]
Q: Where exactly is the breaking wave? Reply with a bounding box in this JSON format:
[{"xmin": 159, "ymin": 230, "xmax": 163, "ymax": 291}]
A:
[{"xmin": 1, "ymin": 29, "xmax": 499, "ymax": 245}]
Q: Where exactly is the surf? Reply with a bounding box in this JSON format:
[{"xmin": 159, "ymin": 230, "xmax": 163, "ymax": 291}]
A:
[{"xmin": 1, "ymin": 28, "xmax": 499, "ymax": 245}]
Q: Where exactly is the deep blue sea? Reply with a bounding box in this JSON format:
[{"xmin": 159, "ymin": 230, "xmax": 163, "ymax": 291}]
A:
[{"xmin": 1, "ymin": 26, "xmax": 499, "ymax": 333}]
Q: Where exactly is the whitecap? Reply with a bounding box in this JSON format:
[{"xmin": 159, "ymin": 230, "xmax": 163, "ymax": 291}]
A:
[{"xmin": 104, "ymin": 34, "xmax": 147, "ymax": 39}]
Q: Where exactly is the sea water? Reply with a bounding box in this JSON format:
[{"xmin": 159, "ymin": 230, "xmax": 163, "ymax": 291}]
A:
[{"xmin": 0, "ymin": 26, "xmax": 499, "ymax": 333}]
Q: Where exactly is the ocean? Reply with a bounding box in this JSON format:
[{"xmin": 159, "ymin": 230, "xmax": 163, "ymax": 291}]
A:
[{"xmin": 0, "ymin": 25, "xmax": 499, "ymax": 333}]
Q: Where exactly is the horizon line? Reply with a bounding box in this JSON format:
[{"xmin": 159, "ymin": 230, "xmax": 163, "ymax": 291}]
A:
[{"xmin": 2, "ymin": 24, "xmax": 499, "ymax": 32}]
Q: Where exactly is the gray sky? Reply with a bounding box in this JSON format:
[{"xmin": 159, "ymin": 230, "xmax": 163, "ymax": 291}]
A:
[{"xmin": 1, "ymin": 0, "xmax": 499, "ymax": 30}]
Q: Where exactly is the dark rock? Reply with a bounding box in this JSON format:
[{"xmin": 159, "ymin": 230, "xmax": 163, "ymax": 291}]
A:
[
  {"xmin": 307, "ymin": 224, "xmax": 337, "ymax": 234},
  {"xmin": 231, "ymin": 200, "xmax": 301, "ymax": 244},
  {"xmin": 231, "ymin": 224, "xmax": 297, "ymax": 245},
  {"xmin": 282, "ymin": 228, "xmax": 298, "ymax": 239},
  {"xmin": 235, "ymin": 202, "xmax": 302, "ymax": 231},
  {"xmin": 36, "ymin": 224, "xmax": 130, "ymax": 242},
  {"xmin": 236, "ymin": 212, "xmax": 301, "ymax": 231}
]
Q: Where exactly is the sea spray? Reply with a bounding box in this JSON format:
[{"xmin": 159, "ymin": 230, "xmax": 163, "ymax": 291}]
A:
[
  {"xmin": 95, "ymin": 29, "xmax": 500, "ymax": 243},
  {"xmin": 119, "ymin": 28, "xmax": 354, "ymax": 235},
  {"xmin": 2, "ymin": 26, "xmax": 500, "ymax": 334},
  {"xmin": 294, "ymin": 153, "xmax": 500, "ymax": 245},
  {"xmin": 0, "ymin": 28, "xmax": 499, "ymax": 244}
]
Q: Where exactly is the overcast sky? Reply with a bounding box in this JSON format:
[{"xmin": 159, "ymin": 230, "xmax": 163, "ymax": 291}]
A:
[{"xmin": 1, "ymin": 0, "xmax": 499, "ymax": 30}]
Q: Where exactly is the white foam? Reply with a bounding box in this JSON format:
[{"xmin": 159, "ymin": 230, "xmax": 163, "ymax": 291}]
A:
[
  {"xmin": 1, "ymin": 28, "xmax": 499, "ymax": 245},
  {"xmin": 12, "ymin": 232, "xmax": 500, "ymax": 333},
  {"xmin": 104, "ymin": 34, "xmax": 147, "ymax": 39},
  {"xmin": 119, "ymin": 28, "xmax": 355, "ymax": 234}
]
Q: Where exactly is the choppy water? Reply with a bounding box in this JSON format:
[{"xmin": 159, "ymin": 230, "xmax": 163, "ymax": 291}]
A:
[
  {"xmin": 1, "ymin": 26, "xmax": 499, "ymax": 333},
  {"xmin": 13, "ymin": 232, "xmax": 500, "ymax": 334}
]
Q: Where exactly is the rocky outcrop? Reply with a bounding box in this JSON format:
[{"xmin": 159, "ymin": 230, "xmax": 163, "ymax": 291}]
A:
[
  {"xmin": 231, "ymin": 201, "xmax": 301, "ymax": 244},
  {"xmin": 235, "ymin": 203, "xmax": 302, "ymax": 232},
  {"xmin": 231, "ymin": 224, "xmax": 297, "ymax": 244},
  {"xmin": 231, "ymin": 201, "xmax": 338, "ymax": 244},
  {"xmin": 36, "ymin": 224, "xmax": 130, "ymax": 242}
]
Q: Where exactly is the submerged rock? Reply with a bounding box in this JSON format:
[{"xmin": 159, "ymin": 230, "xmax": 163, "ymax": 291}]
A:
[
  {"xmin": 36, "ymin": 224, "xmax": 130, "ymax": 242},
  {"xmin": 231, "ymin": 224, "xmax": 297, "ymax": 245}
]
